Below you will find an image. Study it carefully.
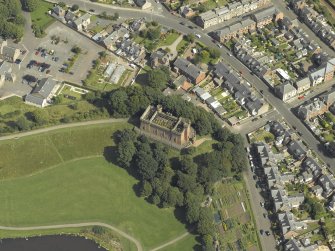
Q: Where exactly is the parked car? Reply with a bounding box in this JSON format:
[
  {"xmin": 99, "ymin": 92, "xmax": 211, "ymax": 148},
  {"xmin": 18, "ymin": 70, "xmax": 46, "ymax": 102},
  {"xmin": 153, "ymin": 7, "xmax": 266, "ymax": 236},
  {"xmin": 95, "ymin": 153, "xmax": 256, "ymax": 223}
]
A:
[
  {"xmin": 195, "ymin": 33, "xmax": 201, "ymax": 38},
  {"xmin": 260, "ymin": 230, "xmax": 264, "ymax": 235},
  {"xmin": 265, "ymin": 231, "xmax": 270, "ymax": 236}
]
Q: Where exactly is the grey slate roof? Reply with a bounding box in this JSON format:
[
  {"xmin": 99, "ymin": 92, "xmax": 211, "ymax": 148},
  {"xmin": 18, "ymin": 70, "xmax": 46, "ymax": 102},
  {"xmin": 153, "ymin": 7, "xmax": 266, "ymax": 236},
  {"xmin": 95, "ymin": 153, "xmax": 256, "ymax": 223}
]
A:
[
  {"xmin": 25, "ymin": 78, "xmax": 58, "ymax": 106},
  {"xmin": 173, "ymin": 58, "xmax": 203, "ymax": 81}
]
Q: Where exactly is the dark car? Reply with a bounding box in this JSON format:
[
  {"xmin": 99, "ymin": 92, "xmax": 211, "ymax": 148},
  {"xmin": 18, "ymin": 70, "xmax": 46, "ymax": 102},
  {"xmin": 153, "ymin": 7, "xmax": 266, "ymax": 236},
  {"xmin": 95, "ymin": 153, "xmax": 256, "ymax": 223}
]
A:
[
  {"xmin": 89, "ymin": 9, "xmax": 95, "ymax": 12},
  {"xmin": 188, "ymin": 25, "xmax": 193, "ymax": 29},
  {"xmin": 180, "ymin": 21, "xmax": 185, "ymax": 25},
  {"xmin": 23, "ymin": 75, "xmax": 37, "ymax": 83},
  {"xmin": 265, "ymin": 231, "xmax": 270, "ymax": 236},
  {"xmin": 260, "ymin": 230, "xmax": 264, "ymax": 235}
]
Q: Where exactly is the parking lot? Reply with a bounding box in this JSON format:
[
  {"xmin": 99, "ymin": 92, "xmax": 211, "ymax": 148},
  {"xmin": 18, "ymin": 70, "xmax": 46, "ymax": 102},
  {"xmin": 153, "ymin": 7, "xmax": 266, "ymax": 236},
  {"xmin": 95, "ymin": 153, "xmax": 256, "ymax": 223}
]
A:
[{"xmin": 25, "ymin": 22, "xmax": 102, "ymax": 85}]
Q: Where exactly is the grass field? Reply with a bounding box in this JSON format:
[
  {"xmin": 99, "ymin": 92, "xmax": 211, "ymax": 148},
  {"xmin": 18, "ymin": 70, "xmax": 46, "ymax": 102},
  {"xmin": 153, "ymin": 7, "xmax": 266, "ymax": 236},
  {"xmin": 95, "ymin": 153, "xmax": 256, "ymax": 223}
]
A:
[
  {"xmin": 0, "ymin": 123, "xmax": 131, "ymax": 179},
  {"xmin": 160, "ymin": 234, "xmax": 198, "ymax": 251},
  {"xmin": 31, "ymin": 1, "xmax": 55, "ymax": 32},
  {"xmin": 0, "ymin": 123, "xmax": 189, "ymax": 250},
  {"xmin": 0, "ymin": 157, "xmax": 186, "ymax": 249}
]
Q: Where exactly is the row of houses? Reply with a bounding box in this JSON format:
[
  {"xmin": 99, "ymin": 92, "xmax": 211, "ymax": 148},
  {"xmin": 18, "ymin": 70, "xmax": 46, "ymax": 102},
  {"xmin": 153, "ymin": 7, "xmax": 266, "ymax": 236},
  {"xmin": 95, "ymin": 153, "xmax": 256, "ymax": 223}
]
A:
[
  {"xmin": 52, "ymin": 6, "xmax": 92, "ymax": 31},
  {"xmin": 196, "ymin": 0, "xmax": 270, "ymax": 29},
  {"xmin": 254, "ymin": 121, "xmax": 335, "ymax": 244},
  {"xmin": 273, "ymin": 58, "xmax": 335, "ymax": 103},
  {"xmin": 213, "ymin": 61, "xmax": 266, "ymax": 116},
  {"xmin": 212, "ymin": 6, "xmax": 283, "ymax": 42},
  {"xmin": 297, "ymin": 89, "xmax": 335, "ymax": 120},
  {"xmin": 291, "ymin": 0, "xmax": 335, "ymax": 50}
]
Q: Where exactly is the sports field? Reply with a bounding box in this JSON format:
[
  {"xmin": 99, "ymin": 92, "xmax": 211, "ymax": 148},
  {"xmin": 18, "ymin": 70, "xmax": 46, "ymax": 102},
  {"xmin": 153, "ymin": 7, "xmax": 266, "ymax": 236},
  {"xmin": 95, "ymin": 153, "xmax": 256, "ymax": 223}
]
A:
[{"xmin": 0, "ymin": 123, "xmax": 187, "ymax": 250}]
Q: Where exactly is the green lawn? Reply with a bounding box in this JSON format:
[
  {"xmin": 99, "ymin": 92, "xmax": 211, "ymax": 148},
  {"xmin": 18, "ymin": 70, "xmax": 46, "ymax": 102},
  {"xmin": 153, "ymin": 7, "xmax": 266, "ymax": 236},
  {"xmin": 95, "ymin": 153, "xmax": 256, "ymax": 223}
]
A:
[
  {"xmin": 160, "ymin": 234, "xmax": 198, "ymax": 251},
  {"xmin": 30, "ymin": 0, "xmax": 55, "ymax": 32},
  {"xmin": 0, "ymin": 123, "xmax": 131, "ymax": 179},
  {"xmin": 159, "ymin": 32, "xmax": 180, "ymax": 47},
  {"xmin": 176, "ymin": 39, "xmax": 190, "ymax": 54},
  {"xmin": 0, "ymin": 157, "xmax": 186, "ymax": 250},
  {"xmin": 0, "ymin": 123, "xmax": 188, "ymax": 250}
]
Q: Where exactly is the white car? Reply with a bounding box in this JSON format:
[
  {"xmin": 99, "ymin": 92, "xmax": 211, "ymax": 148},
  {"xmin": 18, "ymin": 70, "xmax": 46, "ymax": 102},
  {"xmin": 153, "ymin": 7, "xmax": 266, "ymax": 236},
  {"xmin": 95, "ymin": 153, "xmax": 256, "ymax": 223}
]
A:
[{"xmin": 195, "ymin": 33, "xmax": 201, "ymax": 38}]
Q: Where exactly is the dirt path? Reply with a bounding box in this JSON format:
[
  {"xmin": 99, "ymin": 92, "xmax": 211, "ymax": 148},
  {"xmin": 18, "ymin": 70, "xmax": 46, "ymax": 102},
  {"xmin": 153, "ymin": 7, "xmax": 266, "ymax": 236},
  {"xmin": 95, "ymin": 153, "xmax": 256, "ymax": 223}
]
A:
[
  {"xmin": 0, "ymin": 222, "xmax": 142, "ymax": 251},
  {"xmin": 0, "ymin": 118, "xmax": 128, "ymax": 141},
  {"xmin": 149, "ymin": 231, "xmax": 189, "ymax": 251}
]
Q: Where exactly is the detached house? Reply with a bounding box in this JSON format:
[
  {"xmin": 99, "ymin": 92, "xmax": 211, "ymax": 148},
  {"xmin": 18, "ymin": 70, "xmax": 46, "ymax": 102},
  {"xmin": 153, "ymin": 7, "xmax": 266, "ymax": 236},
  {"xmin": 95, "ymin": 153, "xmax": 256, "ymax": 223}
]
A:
[
  {"xmin": 25, "ymin": 78, "xmax": 60, "ymax": 108},
  {"xmin": 73, "ymin": 13, "xmax": 91, "ymax": 31},
  {"xmin": 173, "ymin": 58, "xmax": 206, "ymax": 85},
  {"xmin": 149, "ymin": 49, "xmax": 170, "ymax": 68}
]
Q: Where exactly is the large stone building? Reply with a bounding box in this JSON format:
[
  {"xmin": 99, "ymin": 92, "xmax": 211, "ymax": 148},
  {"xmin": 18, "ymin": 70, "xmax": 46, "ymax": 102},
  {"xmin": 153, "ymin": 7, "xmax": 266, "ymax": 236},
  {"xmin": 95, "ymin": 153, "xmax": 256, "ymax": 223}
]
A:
[{"xmin": 140, "ymin": 105, "xmax": 195, "ymax": 147}]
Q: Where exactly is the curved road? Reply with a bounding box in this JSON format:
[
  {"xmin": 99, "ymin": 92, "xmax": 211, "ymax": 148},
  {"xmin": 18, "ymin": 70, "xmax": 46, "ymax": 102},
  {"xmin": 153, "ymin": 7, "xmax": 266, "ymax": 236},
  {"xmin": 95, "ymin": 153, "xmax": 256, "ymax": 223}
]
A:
[
  {"xmin": 0, "ymin": 118, "xmax": 128, "ymax": 141},
  {"xmin": 0, "ymin": 222, "xmax": 142, "ymax": 251}
]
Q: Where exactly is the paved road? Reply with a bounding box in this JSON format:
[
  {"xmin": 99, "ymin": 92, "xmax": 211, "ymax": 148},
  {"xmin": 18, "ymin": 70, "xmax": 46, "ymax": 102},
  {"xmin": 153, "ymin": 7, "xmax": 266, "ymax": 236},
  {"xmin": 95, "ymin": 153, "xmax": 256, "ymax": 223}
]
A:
[
  {"xmin": 0, "ymin": 118, "xmax": 128, "ymax": 141},
  {"xmin": 243, "ymin": 172, "xmax": 276, "ymax": 250},
  {"xmin": 0, "ymin": 222, "xmax": 143, "ymax": 251}
]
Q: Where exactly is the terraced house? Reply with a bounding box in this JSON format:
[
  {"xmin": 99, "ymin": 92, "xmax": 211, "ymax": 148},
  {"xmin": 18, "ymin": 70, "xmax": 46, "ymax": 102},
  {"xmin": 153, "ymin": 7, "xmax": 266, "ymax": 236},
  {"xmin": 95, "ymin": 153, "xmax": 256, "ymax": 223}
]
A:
[{"xmin": 196, "ymin": 0, "xmax": 270, "ymax": 29}]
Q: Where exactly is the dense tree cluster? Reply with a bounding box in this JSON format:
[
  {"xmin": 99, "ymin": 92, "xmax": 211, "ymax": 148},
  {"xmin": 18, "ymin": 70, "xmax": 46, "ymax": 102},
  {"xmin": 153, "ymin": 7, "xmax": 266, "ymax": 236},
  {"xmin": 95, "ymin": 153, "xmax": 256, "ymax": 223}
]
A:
[
  {"xmin": 114, "ymin": 126, "xmax": 247, "ymax": 248},
  {"xmin": 89, "ymin": 85, "xmax": 220, "ymax": 136},
  {"xmin": 0, "ymin": 0, "xmax": 25, "ymax": 40}
]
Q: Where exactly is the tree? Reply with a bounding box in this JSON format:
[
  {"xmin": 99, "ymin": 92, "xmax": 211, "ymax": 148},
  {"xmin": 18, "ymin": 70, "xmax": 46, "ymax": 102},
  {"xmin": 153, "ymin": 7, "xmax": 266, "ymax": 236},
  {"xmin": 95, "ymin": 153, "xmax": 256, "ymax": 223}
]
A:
[
  {"xmin": 201, "ymin": 235, "xmax": 215, "ymax": 251},
  {"xmin": 71, "ymin": 4, "xmax": 79, "ymax": 11},
  {"xmin": 16, "ymin": 116, "xmax": 31, "ymax": 131},
  {"xmin": 140, "ymin": 180, "xmax": 153, "ymax": 197},
  {"xmin": 71, "ymin": 46, "xmax": 82, "ymax": 54},
  {"xmin": 166, "ymin": 186, "xmax": 184, "ymax": 207},
  {"xmin": 31, "ymin": 110, "xmax": 49, "ymax": 125},
  {"xmin": 197, "ymin": 207, "xmax": 214, "ymax": 235},
  {"xmin": 184, "ymin": 34, "xmax": 195, "ymax": 43},
  {"xmin": 208, "ymin": 47, "xmax": 221, "ymax": 59},
  {"xmin": 58, "ymin": 2, "xmax": 66, "ymax": 8},
  {"xmin": 21, "ymin": 0, "xmax": 39, "ymax": 12},
  {"xmin": 52, "ymin": 95, "xmax": 63, "ymax": 105},
  {"xmin": 92, "ymin": 226, "xmax": 105, "ymax": 235},
  {"xmin": 184, "ymin": 192, "xmax": 201, "ymax": 224},
  {"xmin": 136, "ymin": 150, "xmax": 159, "ymax": 180},
  {"xmin": 147, "ymin": 28, "xmax": 160, "ymax": 40},
  {"xmin": 180, "ymin": 155, "xmax": 197, "ymax": 176},
  {"xmin": 108, "ymin": 89, "xmax": 129, "ymax": 116},
  {"xmin": 194, "ymin": 116, "xmax": 213, "ymax": 136},
  {"xmin": 151, "ymin": 194, "xmax": 161, "ymax": 205},
  {"xmin": 117, "ymin": 140, "xmax": 136, "ymax": 168},
  {"xmin": 147, "ymin": 68, "xmax": 170, "ymax": 90},
  {"xmin": 195, "ymin": 50, "xmax": 210, "ymax": 64},
  {"xmin": 177, "ymin": 170, "xmax": 198, "ymax": 192}
]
